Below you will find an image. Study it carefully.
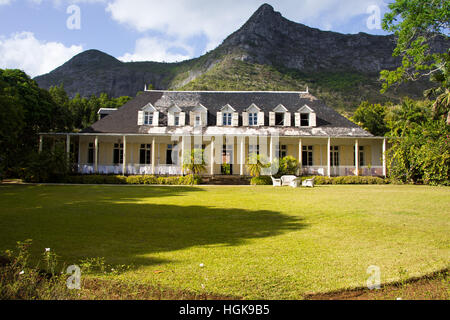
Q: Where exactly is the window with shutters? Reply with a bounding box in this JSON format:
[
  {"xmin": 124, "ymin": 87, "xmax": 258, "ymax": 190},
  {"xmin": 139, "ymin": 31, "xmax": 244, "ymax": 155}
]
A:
[
  {"xmin": 223, "ymin": 113, "xmax": 232, "ymax": 126},
  {"xmin": 113, "ymin": 143, "xmax": 124, "ymax": 165},
  {"xmin": 144, "ymin": 112, "xmax": 154, "ymax": 125},
  {"xmin": 249, "ymin": 113, "xmax": 258, "ymax": 126},
  {"xmin": 302, "ymin": 146, "xmax": 313, "ymax": 166},
  {"xmin": 275, "ymin": 113, "xmax": 284, "ymax": 126},
  {"xmin": 140, "ymin": 144, "xmax": 152, "ymax": 165},
  {"xmin": 301, "ymin": 114, "xmax": 310, "ymax": 127}
]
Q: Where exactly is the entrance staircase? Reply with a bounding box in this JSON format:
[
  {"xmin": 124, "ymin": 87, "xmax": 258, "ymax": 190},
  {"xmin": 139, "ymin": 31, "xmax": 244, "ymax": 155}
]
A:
[{"xmin": 201, "ymin": 176, "xmax": 251, "ymax": 186}]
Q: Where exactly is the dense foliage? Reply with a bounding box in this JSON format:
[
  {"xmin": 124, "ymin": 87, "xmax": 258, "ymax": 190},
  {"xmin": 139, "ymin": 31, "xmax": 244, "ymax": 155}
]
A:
[
  {"xmin": 0, "ymin": 69, "xmax": 131, "ymax": 178},
  {"xmin": 352, "ymin": 101, "xmax": 390, "ymax": 136},
  {"xmin": 380, "ymin": 0, "xmax": 449, "ymax": 123},
  {"xmin": 385, "ymin": 99, "xmax": 449, "ymax": 185},
  {"xmin": 0, "ymin": 70, "xmax": 66, "ymax": 177}
]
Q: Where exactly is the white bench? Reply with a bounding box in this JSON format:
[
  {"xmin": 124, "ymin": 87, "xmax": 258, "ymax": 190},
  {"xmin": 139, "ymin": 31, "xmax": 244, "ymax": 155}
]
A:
[{"xmin": 281, "ymin": 175, "xmax": 301, "ymax": 188}]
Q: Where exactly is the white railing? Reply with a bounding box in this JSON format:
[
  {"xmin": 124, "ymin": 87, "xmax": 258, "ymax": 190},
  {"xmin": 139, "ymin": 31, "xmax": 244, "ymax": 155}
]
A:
[
  {"xmin": 77, "ymin": 164, "xmax": 182, "ymax": 176},
  {"xmin": 300, "ymin": 166, "xmax": 384, "ymax": 177},
  {"xmin": 301, "ymin": 167, "xmax": 327, "ymax": 176}
]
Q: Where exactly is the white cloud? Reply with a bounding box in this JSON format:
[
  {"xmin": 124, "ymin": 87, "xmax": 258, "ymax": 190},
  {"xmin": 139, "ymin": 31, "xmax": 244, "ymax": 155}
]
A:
[
  {"xmin": 118, "ymin": 37, "xmax": 193, "ymax": 63},
  {"xmin": 0, "ymin": 0, "xmax": 12, "ymax": 5},
  {"xmin": 0, "ymin": 32, "xmax": 83, "ymax": 77}
]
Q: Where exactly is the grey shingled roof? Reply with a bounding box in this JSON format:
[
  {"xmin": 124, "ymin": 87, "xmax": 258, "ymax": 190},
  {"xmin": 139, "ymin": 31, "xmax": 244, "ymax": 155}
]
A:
[{"xmin": 82, "ymin": 91, "xmax": 373, "ymax": 137}]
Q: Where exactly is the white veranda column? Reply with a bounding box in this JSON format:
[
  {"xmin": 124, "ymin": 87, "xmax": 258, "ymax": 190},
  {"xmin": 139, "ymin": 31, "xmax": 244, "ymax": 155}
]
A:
[
  {"xmin": 94, "ymin": 136, "xmax": 99, "ymax": 173},
  {"xmin": 66, "ymin": 135, "xmax": 71, "ymax": 164},
  {"xmin": 151, "ymin": 137, "xmax": 156, "ymax": 175},
  {"xmin": 382, "ymin": 138, "xmax": 387, "ymax": 177},
  {"xmin": 122, "ymin": 136, "xmax": 127, "ymax": 176},
  {"xmin": 240, "ymin": 136, "xmax": 245, "ymax": 176},
  {"xmin": 39, "ymin": 135, "xmax": 43, "ymax": 153},
  {"xmin": 327, "ymin": 137, "xmax": 331, "ymax": 177},
  {"xmin": 269, "ymin": 135, "xmax": 274, "ymax": 163},
  {"xmin": 355, "ymin": 139, "xmax": 360, "ymax": 176},
  {"xmin": 210, "ymin": 137, "xmax": 215, "ymax": 176},
  {"xmin": 298, "ymin": 138, "xmax": 303, "ymax": 173}
]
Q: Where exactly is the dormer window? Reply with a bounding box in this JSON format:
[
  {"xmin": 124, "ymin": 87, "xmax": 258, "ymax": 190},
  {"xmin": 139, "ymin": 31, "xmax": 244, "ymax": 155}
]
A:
[
  {"xmin": 301, "ymin": 113, "xmax": 310, "ymax": 127},
  {"xmin": 168, "ymin": 105, "xmax": 184, "ymax": 127},
  {"xmin": 223, "ymin": 112, "xmax": 232, "ymax": 126},
  {"xmin": 244, "ymin": 104, "xmax": 263, "ymax": 126},
  {"xmin": 217, "ymin": 104, "xmax": 238, "ymax": 127},
  {"xmin": 144, "ymin": 112, "xmax": 154, "ymax": 125},
  {"xmin": 270, "ymin": 104, "xmax": 291, "ymax": 127},
  {"xmin": 296, "ymin": 105, "xmax": 317, "ymax": 128},
  {"xmin": 275, "ymin": 113, "xmax": 284, "ymax": 126},
  {"xmin": 138, "ymin": 103, "xmax": 159, "ymax": 126},
  {"xmin": 190, "ymin": 104, "xmax": 208, "ymax": 127},
  {"xmin": 249, "ymin": 112, "xmax": 258, "ymax": 126}
]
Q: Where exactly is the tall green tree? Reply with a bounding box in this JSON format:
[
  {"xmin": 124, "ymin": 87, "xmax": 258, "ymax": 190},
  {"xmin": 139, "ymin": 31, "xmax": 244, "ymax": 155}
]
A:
[
  {"xmin": 352, "ymin": 101, "xmax": 389, "ymax": 136},
  {"xmin": 0, "ymin": 69, "xmax": 61, "ymax": 173},
  {"xmin": 380, "ymin": 0, "xmax": 449, "ymax": 122}
]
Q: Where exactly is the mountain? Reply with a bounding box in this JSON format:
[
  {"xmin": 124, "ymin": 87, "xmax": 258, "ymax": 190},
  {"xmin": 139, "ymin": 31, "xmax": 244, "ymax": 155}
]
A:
[{"xmin": 34, "ymin": 3, "xmax": 448, "ymax": 113}]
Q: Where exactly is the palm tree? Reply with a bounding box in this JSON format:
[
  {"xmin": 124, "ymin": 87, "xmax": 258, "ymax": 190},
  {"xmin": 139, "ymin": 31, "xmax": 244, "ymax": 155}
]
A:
[
  {"xmin": 246, "ymin": 154, "xmax": 270, "ymax": 177},
  {"xmin": 182, "ymin": 149, "xmax": 206, "ymax": 184}
]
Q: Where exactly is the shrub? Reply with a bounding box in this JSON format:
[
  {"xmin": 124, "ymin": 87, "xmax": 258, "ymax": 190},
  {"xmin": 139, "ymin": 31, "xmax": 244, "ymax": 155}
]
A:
[
  {"xmin": 302, "ymin": 176, "xmax": 387, "ymax": 185},
  {"xmin": 62, "ymin": 175, "xmax": 202, "ymax": 186},
  {"xmin": 277, "ymin": 156, "xmax": 300, "ymax": 177},
  {"xmin": 250, "ymin": 176, "xmax": 272, "ymax": 185},
  {"xmin": 0, "ymin": 240, "xmax": 73, "ymax": 300}
]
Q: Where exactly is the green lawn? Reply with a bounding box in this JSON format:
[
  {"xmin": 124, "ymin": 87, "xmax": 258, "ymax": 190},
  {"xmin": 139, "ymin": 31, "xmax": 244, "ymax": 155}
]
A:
[{"xmin": 0, "ymin": 184, "xmax": 448, "ymax": 299}]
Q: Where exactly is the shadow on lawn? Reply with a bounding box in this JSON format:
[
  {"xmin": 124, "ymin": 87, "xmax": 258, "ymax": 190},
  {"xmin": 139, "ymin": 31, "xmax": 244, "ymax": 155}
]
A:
[{"xmin": 0, "ymin": 185, "xmax": 306, "ymax": 268}]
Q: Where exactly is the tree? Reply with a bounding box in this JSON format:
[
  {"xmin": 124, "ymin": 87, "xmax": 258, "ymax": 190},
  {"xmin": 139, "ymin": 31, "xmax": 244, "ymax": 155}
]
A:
[
  {"xmin": 182, "ymin": 149, "xmax": 206, "ymax": 183},
  {"xmin": 381, "ymin": 0, "xmax": 449, "ymax": 89},
  {"xmin": 385, "ymin": 98, "xmax": 432, "ymax": 136},
  {"xmin": 352, "ymin": 101, "xmax": 389, "ymax": 136},
  {"xmin": 0, "ymin": 69, "xmax": 60, "ymax": 174},
  {"xmin": 386, "ymin": 99, "xmax": 449, "ymax": 185},
  {"xmin": 380, "ymin": 0, "xmax": 449, "ymax": 121},
  {"xmin": 246, "ymin": 154, "xmax": 270, "ymax": 177}
]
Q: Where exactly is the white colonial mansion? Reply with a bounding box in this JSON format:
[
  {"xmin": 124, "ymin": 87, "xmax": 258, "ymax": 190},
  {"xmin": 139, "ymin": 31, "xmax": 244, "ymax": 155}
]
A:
[{"xmin": 40, "ymin": 89, "xmax": 387, "ymax": 177}]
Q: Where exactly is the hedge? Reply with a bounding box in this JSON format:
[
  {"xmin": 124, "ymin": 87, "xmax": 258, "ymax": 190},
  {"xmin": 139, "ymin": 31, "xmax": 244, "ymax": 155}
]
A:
[
  {"xmin": 250, "ymin": 176, "xmax": 273, "ymax": 185},
  {"xmin": 251, "ymin": 176, "xmax": 388, "ymax": 186},
  {"xmin": 64, "ymin": 175, "xmax": 202, "ymax": 185},
  {"xmin": 306, "ymin": 176, "xmax": 388, "ymax": 185}
]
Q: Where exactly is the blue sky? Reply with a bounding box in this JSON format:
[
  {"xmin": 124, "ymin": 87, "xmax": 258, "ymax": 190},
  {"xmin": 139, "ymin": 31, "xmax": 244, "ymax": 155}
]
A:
[{"xmin": 0, "ymin": 0, "xmax": 391, "ymax": 77}]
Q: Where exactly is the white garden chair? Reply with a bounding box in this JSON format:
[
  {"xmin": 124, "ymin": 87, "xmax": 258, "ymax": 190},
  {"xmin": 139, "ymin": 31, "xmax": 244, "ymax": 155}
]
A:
[
  {"xmin": 302, "ymin": 177, "xmax": 315, "ymax": 188},
  {"xmin": 271, "ymin": 176, "xmax": 282, "ymax": 187}
]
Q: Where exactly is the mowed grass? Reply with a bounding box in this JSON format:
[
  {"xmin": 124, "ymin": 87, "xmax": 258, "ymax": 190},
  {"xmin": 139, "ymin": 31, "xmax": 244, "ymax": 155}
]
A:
[{"xmin": 0, "ymin": 184, "xmax": 448, "ymax": 299}]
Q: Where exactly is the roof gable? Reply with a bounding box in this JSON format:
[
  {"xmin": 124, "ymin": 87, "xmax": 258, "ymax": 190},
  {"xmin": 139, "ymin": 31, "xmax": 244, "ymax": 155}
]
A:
[
  {"xmin": 274, "ymin": 104, "xmax": 288, "ymax": 112},
  {"xmin": 298, "ymin": 105, "xmax": 315, "ymax": 113},
  {"xmin": 141, "ymin": 103, "xmax": 156, "ymax": 112}
]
